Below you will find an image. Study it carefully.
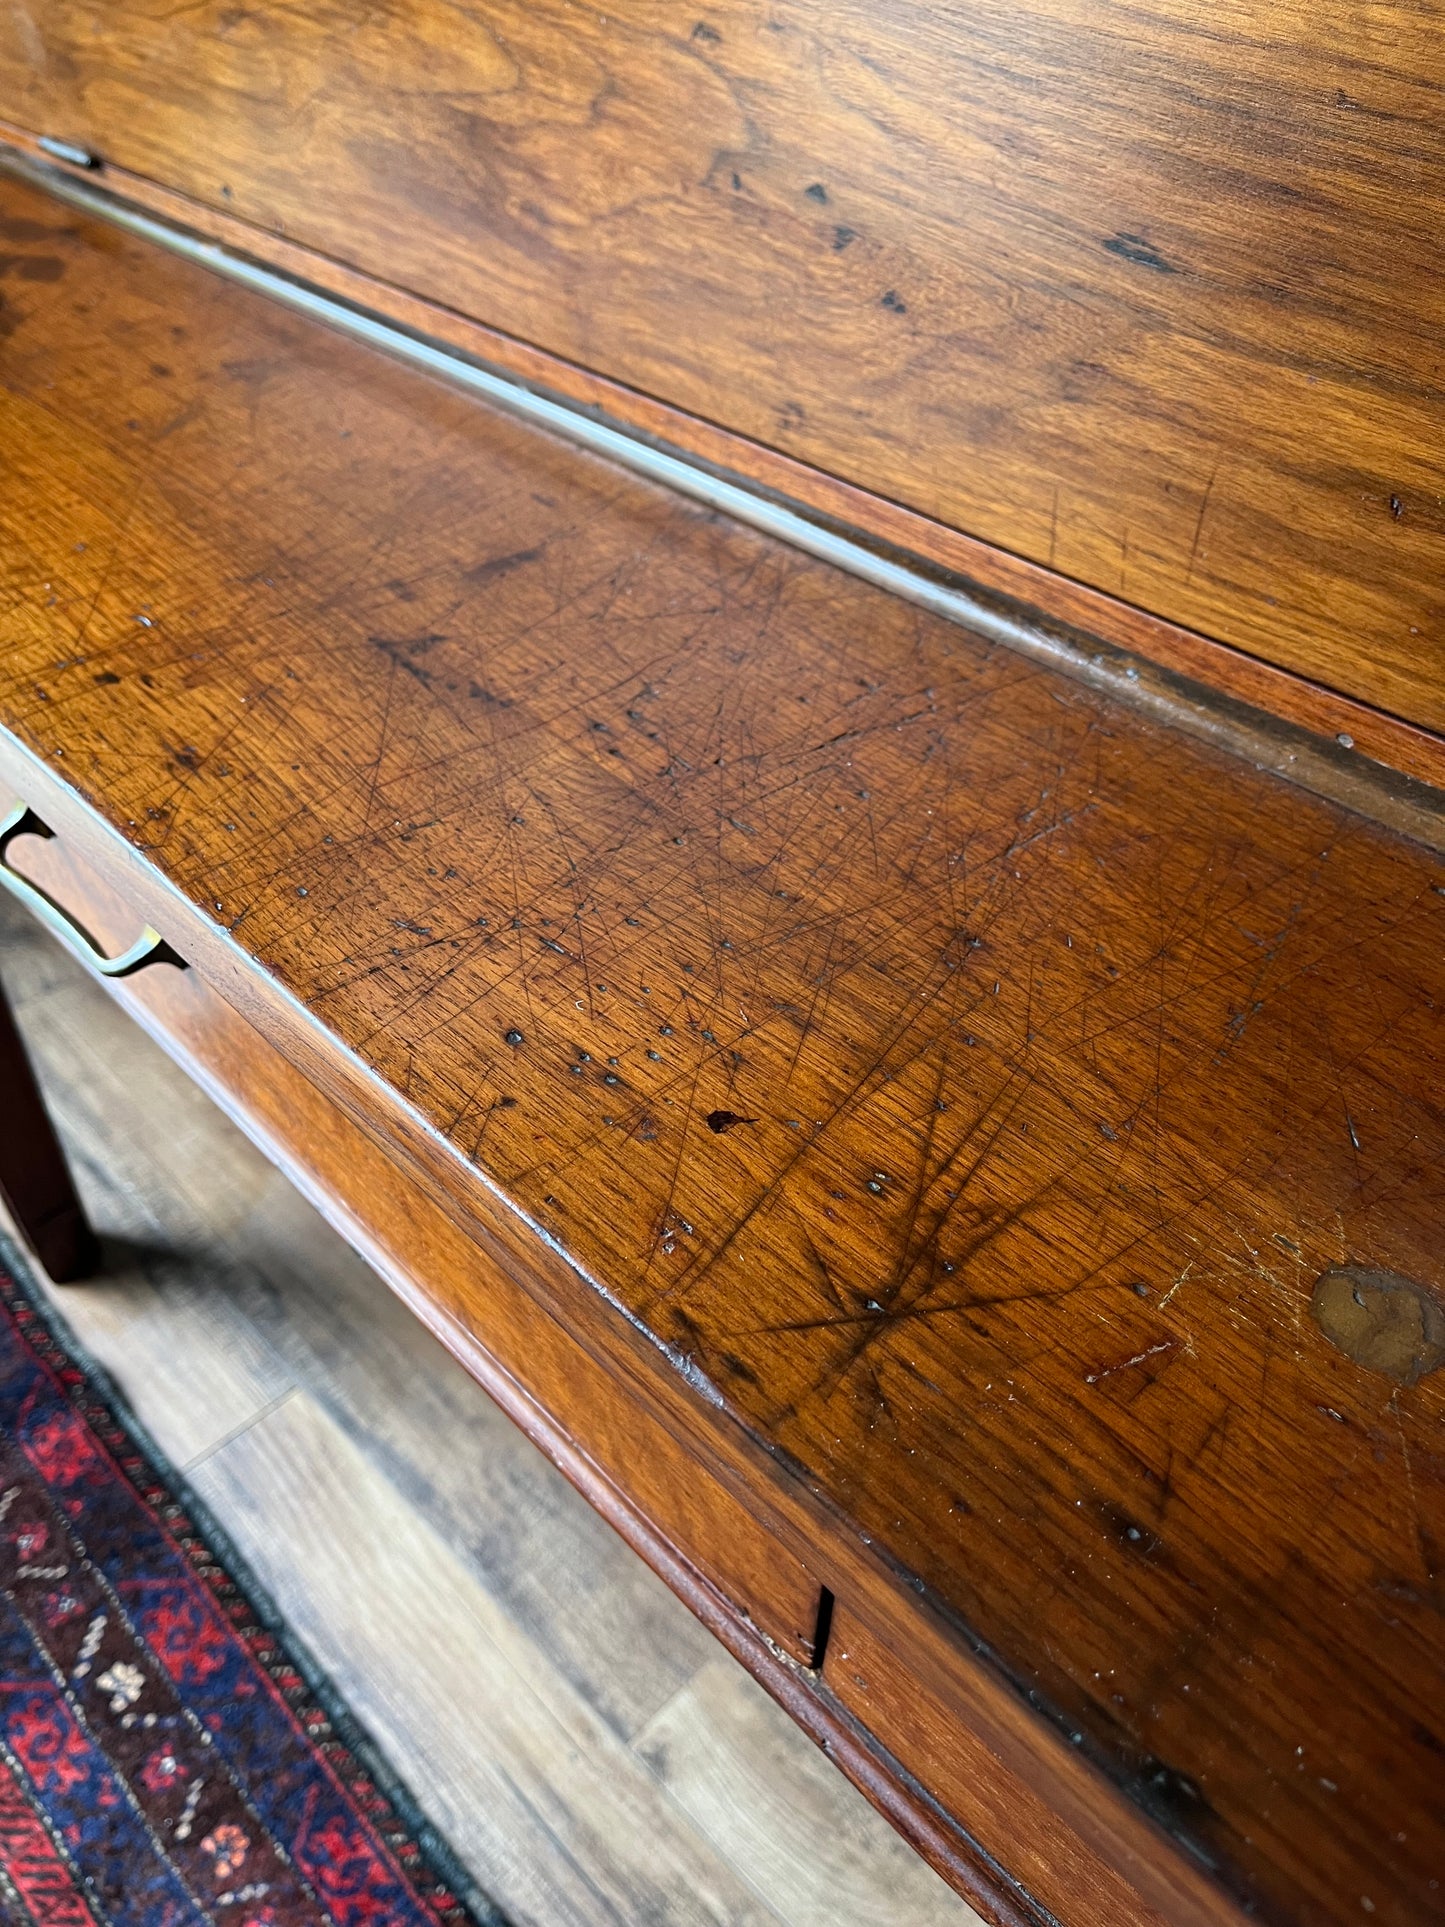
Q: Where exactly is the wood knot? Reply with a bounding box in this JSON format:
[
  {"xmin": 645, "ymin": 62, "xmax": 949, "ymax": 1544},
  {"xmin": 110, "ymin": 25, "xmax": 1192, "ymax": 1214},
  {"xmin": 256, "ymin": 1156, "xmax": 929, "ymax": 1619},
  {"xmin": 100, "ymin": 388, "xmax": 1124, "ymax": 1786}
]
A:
[{"xmin": 1311, "ymin": 1265, "xmax": 1445, "ymax": 1385}]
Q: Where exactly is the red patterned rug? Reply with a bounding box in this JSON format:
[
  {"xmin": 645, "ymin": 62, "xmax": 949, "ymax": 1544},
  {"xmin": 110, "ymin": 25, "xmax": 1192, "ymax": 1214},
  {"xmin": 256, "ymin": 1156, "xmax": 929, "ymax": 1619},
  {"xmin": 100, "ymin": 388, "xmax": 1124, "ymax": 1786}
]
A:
[{"xmin": 0, "ymin": 1247, "xmax": 507, "ymax": 1927}]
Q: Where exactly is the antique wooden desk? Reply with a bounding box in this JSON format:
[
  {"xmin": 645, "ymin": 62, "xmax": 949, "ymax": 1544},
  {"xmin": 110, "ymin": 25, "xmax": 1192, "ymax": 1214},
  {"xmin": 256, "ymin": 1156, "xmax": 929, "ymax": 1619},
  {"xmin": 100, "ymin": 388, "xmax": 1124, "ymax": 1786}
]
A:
[{"xmin": 0, "ymin": 8, "xmax": 1442, "ymax": 1924}]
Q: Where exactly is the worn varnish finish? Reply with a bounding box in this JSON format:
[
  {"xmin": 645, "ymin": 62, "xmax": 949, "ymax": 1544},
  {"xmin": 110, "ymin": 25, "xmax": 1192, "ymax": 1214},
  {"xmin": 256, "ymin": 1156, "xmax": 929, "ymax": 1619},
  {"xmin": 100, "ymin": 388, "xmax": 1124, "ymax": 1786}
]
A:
[
  {"xmin": 1, "ymin": 174, "xmax": 1444, "ymax": 1926},
  {"xmin": 2, "ymin": 1, "xmax": 1443, "ymax": 732},
  {"xmin": 0, "ymin": 828, "xmax": 1026, "ymax": 1922},
  {"xmin": 4, "ymin": 142, "xmax": 1444, "ymax": 811}
]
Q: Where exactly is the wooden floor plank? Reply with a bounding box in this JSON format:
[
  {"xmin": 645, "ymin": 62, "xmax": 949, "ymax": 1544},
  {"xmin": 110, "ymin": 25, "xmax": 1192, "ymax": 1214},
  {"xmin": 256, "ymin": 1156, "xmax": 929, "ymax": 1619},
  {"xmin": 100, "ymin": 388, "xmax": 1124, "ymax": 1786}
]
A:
[
  {"xmin": 635, "ymin": 1652, "xmax": 981, "ymax": 1927},
  {"xmin": 190, "ymin": 1387, "xmax": 786, "ymax": 1927},
  {"xmin": 224, "ymin": 1170, "xmax": 719, "ymax": 1742}
]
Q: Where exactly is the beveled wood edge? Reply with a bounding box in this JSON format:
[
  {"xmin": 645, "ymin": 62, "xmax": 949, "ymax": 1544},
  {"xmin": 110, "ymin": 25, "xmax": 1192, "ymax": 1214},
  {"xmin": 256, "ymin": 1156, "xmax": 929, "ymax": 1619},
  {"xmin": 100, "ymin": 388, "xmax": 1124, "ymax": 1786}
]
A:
[
  {"xmin": 0, "ymin": 733, "xmax": 1252, "ymax": 1927},
  {"xmin": 2, "ymin": 126, "xmax": 1443, "ymax": 817}
]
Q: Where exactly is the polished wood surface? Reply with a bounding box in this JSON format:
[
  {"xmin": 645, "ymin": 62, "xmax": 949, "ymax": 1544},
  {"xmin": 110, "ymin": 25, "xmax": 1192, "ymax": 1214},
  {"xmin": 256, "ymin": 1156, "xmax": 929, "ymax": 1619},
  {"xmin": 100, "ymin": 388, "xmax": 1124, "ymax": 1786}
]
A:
[
  {"xmin": 4, "ymin": 134, "xmax": 1443, "ymax": 807},
  {"xmin": 0, "ymin": 854, "xmax": 1198, "ymax": 1927},
  {"xmin": 2, "ymin": 1, "xmax": 1442, "ymax": 734},
  {"xmin": 2, "ymin": 171, "xmax": 1444, "ymax": 1926}
]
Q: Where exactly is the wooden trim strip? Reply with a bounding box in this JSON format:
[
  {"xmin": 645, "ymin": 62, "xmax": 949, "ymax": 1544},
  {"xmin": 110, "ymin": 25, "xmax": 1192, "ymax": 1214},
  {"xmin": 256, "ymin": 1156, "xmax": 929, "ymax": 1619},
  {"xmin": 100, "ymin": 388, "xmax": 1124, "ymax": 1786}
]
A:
[{"xmin": 2, "ymin": 124, "xmax": 1443, "ymax": 809}]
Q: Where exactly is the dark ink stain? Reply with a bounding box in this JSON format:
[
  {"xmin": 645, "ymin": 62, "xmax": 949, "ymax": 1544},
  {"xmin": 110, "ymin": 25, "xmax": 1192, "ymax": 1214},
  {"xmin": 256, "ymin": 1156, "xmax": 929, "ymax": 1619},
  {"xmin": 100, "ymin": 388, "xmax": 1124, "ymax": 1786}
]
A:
[
  {"xmin": 503, "ymin": 1028, "xmax": 525, "ymax": 1047},
  {"xmin": 464, "ymin": 546, "xmax": 542, "ymax": 585},
  {"xmin": 881, "ymin": 289, "xmax": 907, "ymax": 312},
  {"xmin": 0, "ymin": 255, "xmax": 64, "ymax": 283},
  {"xmin": 1389, "ymin": 494, "xmax": 1404, "ymax": 520},
  {"xmin": 468, "ymin": 682, "xmax": 513, "ymax": 706},
  {"xmin": 93, "ymin": 671, "xmax": 121, "ymax": 686},
  {"xmin": 720, "ymin": 1351, "xmax": 759, "ymax": 1385},
  {"xmin": 705, "ymin": 1109, "xmax": 757, "ymax": 1134},
  {"xmin": 0, "ymin": 216, "xmax": 70, "ymax": 244},
  {"xmin": 1103, "ymin": 232, "xmax": 1177, "ymax": 274},
  {"xmin": 691, "ymin": 20, "xmax": 721, "ymax": 41},
  {"xmin": 731, "ymin": 171, "xmax": 743, "ymax": 191},
  {"xmin": 370, "ymin": 635, "xmax": 450, "ymax": 686},
  {"xmin": 1312, "ymin": 1265, "xmax": 1445, "ymax": 1384},
  {"xmin": 833, "ymin": 226, "xmax": 856, "ymax": 251},
  {"xmin": 805, "ymin": 182, "xmax": 829, "ymax": 203}
]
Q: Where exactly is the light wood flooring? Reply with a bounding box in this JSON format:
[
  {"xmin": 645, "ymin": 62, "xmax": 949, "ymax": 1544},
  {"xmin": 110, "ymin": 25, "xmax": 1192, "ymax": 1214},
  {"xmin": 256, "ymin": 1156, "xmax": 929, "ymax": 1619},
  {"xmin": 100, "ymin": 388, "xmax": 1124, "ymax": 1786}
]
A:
[{"xmin": 0, "ymin": 892, "xmax": 980, "ymax": 1927}]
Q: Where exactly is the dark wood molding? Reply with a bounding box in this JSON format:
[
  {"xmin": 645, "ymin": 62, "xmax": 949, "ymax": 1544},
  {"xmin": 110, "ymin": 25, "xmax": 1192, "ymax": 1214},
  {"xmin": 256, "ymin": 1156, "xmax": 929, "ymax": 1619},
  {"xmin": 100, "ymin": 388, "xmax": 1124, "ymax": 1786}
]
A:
[{"xmin": 0, "ymin": 969, "xmax": 98, "ymax": 1282}]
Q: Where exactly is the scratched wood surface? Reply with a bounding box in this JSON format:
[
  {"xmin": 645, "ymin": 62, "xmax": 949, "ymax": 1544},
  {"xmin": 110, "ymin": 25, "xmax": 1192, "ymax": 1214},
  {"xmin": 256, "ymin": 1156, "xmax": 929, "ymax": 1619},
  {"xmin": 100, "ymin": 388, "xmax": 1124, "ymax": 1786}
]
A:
[
  {"xmin": 1, "ymin": 171, "xmax": 1444, "ymax": 1927},
  {"xmin": 1, "ymin": 0, "xmax": 1443, "ymax": 732}
]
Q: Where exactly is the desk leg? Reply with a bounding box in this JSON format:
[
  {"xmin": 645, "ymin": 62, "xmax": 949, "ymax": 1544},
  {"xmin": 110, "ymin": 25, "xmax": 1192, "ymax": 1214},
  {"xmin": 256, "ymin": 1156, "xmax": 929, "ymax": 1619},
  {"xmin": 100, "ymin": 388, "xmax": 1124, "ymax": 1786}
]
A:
[{"xmin": 0, "ymin": 970, "xmax": 99, "ymax": 1282}]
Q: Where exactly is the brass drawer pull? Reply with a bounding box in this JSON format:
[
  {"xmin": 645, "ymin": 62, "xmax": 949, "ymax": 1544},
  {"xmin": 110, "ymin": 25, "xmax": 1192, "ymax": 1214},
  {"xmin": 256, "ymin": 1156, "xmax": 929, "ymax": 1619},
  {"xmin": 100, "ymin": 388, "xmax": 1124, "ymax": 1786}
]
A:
[{"xmin": 0, "ymin": 803, "xmax": 184, "ymax": 978}]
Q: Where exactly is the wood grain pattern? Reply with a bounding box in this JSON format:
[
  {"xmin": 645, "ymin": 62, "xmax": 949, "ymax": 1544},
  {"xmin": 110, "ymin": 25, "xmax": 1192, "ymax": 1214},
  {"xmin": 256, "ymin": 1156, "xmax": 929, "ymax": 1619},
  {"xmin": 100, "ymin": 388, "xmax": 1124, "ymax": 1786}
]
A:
[
  {"xmin": 1, "ymin": 171, "xmax": 1444, "ymax": 1926},
  {"xmin": 3, "ymin": 135, "xmax": 1442, "ymax": 804},
  {"xmin": 197, "ymin": 1389, "xmax": 794, "ymax": 1927},
  {"xmin": 1, "ymin": 1, "xmax": 1442, "ymax": 730},
  {"xmin": 633, "ymin": 1652, "xmax": 977, "ymax": 1927}
]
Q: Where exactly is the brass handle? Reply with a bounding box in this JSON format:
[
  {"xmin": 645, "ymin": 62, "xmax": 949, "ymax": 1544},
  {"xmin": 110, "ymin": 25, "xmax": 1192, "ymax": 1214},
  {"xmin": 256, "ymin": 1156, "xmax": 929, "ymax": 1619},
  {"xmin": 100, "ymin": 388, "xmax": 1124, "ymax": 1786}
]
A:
[{"xmin": 0, "ymin": 803, "xmax": 184, "ymax": 978}]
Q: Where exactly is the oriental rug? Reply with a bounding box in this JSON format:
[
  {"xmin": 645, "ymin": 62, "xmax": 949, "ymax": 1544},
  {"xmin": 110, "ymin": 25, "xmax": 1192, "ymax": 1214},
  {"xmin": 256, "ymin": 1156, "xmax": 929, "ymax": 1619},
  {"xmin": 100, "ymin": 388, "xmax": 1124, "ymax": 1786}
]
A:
[{"xmin": 0, "ymin": 1247, "xmax": 506, "ymax": 1927}]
